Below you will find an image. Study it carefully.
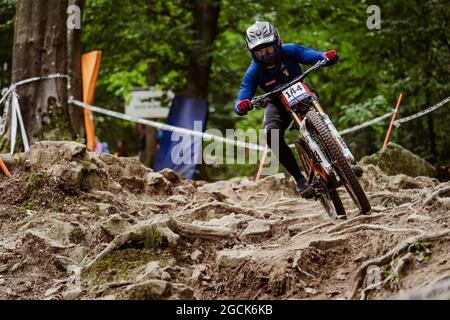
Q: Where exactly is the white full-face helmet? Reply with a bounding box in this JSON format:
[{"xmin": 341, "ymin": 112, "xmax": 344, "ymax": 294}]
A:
[{"xmin": 246, "ymin": 21, "xmax": 283, "ymax": 71}]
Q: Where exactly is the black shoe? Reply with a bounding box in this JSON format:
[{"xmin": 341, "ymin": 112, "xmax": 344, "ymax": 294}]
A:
[
  {"xmin": 351, "ymin": 165, "xmax": 364, "ymax": 178},
  {"xmin": 296, "ymin": 179, "xmax": 315, "ymax": 199}
]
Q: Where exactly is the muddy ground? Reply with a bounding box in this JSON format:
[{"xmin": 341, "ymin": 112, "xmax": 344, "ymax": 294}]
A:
[{"xmin": 0, "ymin": 141, "xmax": 449, "ymax": 300}]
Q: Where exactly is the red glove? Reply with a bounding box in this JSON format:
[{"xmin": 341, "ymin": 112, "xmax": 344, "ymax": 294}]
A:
[
  {"xmin": 234, "ymin": 99, "xmax": 252, "ymax": 116},
  {"xmin": 323, "ymin": 50, "xmax": 339, "ymax": 65}
]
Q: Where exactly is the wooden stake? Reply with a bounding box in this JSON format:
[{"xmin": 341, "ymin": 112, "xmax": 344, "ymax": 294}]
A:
[
  {"xmin": 255, "ymin": 145, "xmax": 269, "ymax": 182},
  {"xmin": 383, "ymin": 93, "xmax": 403, "ymax": 149},
  {"xmin": 0, "ymin": 158, "xmax": 11, "ymax": 177}
]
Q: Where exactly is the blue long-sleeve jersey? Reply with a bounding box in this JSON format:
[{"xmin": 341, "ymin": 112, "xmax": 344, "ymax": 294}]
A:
[{"xmin": 235, "ymin": 44, "xmax": 326, "ymax": 107}]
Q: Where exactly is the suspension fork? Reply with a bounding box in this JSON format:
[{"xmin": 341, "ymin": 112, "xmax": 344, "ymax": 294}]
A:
[
  {"xmin": 310, "ymin": 99, "xmax": 355, "ymax": 163},
  {"xmin": 289, "ymin": 108, "xmax": 333, "ymax": 175}
]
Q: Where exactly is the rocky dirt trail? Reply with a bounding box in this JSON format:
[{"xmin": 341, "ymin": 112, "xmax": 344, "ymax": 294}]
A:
[{"xmin": 0, "ymin": 141, "xmax": 449, "ymax": 300}]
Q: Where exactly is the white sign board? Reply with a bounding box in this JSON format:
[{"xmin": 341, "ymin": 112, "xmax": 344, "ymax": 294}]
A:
[{"xmin": 125, "ymin": 87, "xmax": 174, "ymax": 119}]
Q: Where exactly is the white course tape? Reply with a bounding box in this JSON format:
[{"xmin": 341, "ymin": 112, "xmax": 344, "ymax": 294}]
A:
[
  {"xmin": 338, "ymin": 111, "xmax": 393, "ymax": 136},
  {"xmin": 68, "ymin": 97, "xmax": 267, "ymax": 152},
  {"xmin": 0, "ymin": 73, "xmax": 69, "ymax": 104},
  {"xmin": 0, "ymin": 73, "xmax": 69, "ymax": 154},
  {"xmin": 393, "ymin": 96, "xmax": 450, "ymax": 127}
]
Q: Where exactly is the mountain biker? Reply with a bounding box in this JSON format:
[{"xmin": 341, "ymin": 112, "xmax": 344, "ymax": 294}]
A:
[{"xmin": 234, "ymin": 21, "xmax": 361, "ymax": 199}]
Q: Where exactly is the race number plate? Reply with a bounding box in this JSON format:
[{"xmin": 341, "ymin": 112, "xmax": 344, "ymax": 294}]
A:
[{"xmin": 281, "ymin": 82, "xmax": 309, "ymax": 107}]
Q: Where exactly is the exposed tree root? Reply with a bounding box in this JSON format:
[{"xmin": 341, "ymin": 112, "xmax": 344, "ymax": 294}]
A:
[
  {"xmin": 247, "ymin": 192, "xmax": 268, "ymax": 201},
  {"xmin": 290, "ymin": 221, "xmax": 334, "ymax": 238},
  {"xmin": 256, "ymin": 198, "xmax": 301, "ymax": 209},
  {"xmin": 369, "ymin": 191, "xmax": 414, "ymax": 204},
  {"xmin": 349, "ymin": 229, "xmax": 450, "ymax": 299},
  {"xmin": 176, "ymin": 201, "xmax": 263, "ymax": 220},
  {"xmin": 424, "ymin": 186, "xmax": 450, "ymax": 206},
  {"xmin": 330, "ymin": 224, "xmax": 424, "ymax": 237},
  {"xmin": 167, "ymin": 217, "xmax": 236, "ymax": 241},
  {"xmin": 326, "ymin": 213, "xmax": 386, "ymax": 234}
]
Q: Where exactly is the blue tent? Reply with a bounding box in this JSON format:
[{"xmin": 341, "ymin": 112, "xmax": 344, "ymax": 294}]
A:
[{"xmin": 154, "ymin": 95, "xmax": 208, "ymax": 179}]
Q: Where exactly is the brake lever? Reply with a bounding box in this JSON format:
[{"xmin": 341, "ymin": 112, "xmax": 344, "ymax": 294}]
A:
[
  {"xmin": 252, "ymin": 99, "xmax": 265, "ymax": 109},
  {"xmin": 251, "ymin": 96, "xmax": 268, "ymax": 109}
]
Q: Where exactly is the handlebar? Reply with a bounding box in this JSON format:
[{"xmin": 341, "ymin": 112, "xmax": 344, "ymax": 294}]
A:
[{"xmin": 251, "ymin": 59, "xmax": 328, "ymax": 108}]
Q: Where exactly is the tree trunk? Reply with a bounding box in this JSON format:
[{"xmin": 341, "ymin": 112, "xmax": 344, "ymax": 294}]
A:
[
  {"xmin": 67, "ymin": 0, "xmax": 86, "ymax": 140},
  {"xmin": 141, "ymin": 0, "xmax": 159, "ymax": 169},
  {"xmin": 180, "ymin": 0, "xmax": 220, "ymax": 179},
  {"xmin": 182, "ymin": 0, "xmax": 220, "ymax": 100},
  {"xmin": 11, "ymin": 0, "xmax": 71, "ymax": 147},
  {"xmin": 140, "ymin": 62, "xmax": 159, "ymax": 168},
  {"xmin": 420, "ymin": 1, "xmax": 438, "ymax": 163}
]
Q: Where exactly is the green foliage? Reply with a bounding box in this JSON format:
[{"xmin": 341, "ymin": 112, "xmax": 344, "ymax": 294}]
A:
[
  {"xmin": 27, "ymin": 172, "xmax": 45, "ymax": 190},
  {"xmin": 339, "ymin": 96, "xmax": 389, "ymax": 129},
  {"xmin": 409, "ymin": 241, "xmax": 432, "ymax": 262},
  {"xmin": 338, "ymin": 95, "xmax": 390, "ymax": 158},
  {"xmin": 86, "ymin": 248, "xmax": 167, "ymax": 287},
  {"xmin": 0, "ymin": 0, "xmax": 15, "ymax": 88}
]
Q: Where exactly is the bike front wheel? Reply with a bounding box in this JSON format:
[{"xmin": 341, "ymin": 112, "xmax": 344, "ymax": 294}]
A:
[
  {"xmin": 295, "ymin": 140, "xmax": 346, "ymax": 219},
  {"xmin": 306, "ymin": 110, "xmax": 371, "ymax": 214}
]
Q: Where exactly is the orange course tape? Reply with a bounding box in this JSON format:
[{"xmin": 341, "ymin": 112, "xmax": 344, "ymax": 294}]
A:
[{"xmin": 82, "ymin": 51, "xmax": 102, "ymax": 151}]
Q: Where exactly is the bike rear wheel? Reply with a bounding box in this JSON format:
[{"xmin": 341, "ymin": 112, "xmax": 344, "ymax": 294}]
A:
[{"xmin": 306, "ymin": 110, "xmax": 371, "ymax": 214}]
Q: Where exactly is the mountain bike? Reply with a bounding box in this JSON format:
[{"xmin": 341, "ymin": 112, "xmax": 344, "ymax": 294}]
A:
[{"xmin": 251, "ymin": 60, "xmax": 371, "ymax": 219}]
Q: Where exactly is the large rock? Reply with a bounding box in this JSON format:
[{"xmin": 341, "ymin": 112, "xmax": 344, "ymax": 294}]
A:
[
  {"xmin": 26, "ymin": 141, "xmax": 86, "ymax": 166},
  {"xmin": 23, "ymin": 219, "xmax": 85, "ymax": 250},
  {"xmin": 358, "ymin": 164, "xmax": 390, "ymax": 191},
  {"xmin": 62, "ymin": 288, "xmax": 83, "ymax": 300},
  {"xmin": 360, "ymin": 143, "xmax": 437, "ymax": 177},
  {"xmin": 124, "ymin": 280, "xmax": 172, "ymax": 300},
  {"xmin": 99, "ymin": 214, "xmax": 134, "ymax": 237},
  {"xmin": 136, "ymin": 261, "xmax": 163, "ymax": 281},
  {"xmin": 171, "ymin": 283, "xmax": 194, "ymax": 300},
  {"xmin": 48, "ymin": 164, "xmax": 84, "ymax": 192}
]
